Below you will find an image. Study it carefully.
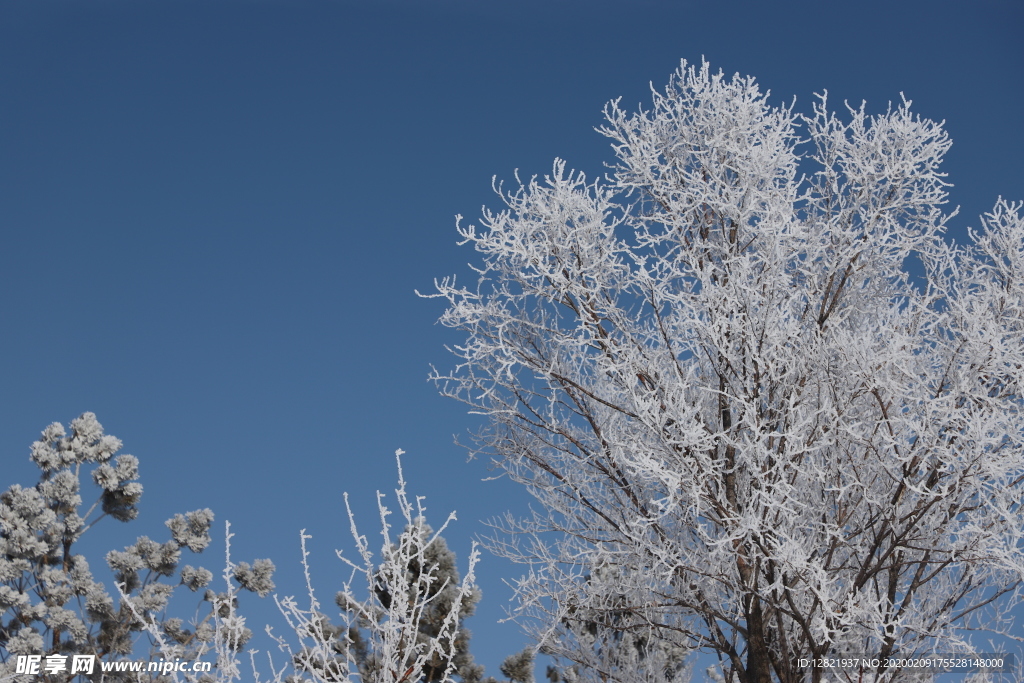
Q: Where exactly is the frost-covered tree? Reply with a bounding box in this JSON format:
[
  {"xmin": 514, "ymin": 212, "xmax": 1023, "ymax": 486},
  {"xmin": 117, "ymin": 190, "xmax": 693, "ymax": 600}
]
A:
[
  {"xmin": 0, "ymin": 413, "xmax": 274, "ymax": 682},
  {"xmin": 424, "ymin": 61, "xmax": 1024, "ymax": 683}
]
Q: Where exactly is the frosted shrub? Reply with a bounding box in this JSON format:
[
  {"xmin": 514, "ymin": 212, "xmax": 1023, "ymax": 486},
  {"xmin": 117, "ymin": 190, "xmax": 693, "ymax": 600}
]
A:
[{"xmin": 249, "ymin": 450, "xmax": 486, "ymax": 683}]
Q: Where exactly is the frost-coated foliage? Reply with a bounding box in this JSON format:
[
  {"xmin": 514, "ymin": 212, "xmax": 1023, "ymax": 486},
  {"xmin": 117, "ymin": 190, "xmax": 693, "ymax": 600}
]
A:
[
  {"xmin": 0, "ymin": 413, "xmax": 274, "ymax": 682},
  {"xmin": 425, "ymin": 61, "xmax": 1024, "ymax": 683},
  {"xmin": 253, "ymin": 450, "xmax": 486, "ymax": 683}
]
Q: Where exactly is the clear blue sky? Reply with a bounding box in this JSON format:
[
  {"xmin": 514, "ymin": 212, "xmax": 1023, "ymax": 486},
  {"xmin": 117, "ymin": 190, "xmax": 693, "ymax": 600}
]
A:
[{"xmin": 1, "ymin": 0, "xmax": 1021, "ymax": 678}]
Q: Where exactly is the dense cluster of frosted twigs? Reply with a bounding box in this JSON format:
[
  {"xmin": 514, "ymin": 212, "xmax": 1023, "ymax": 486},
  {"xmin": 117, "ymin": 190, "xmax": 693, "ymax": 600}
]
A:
[{"xmin": 424, "ymin": 61, "xmax": 1024, "ymax": 683}]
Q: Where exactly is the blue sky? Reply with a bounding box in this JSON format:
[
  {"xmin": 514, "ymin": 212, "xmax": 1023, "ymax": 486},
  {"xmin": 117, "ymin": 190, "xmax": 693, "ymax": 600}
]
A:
[{"xmin": 1, "ymin": 0, "xmax": 1021, "ymax": 678}]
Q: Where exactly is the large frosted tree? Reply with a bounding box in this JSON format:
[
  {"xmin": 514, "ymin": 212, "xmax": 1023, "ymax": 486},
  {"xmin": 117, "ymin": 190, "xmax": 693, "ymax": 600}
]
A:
[{"xmin": 425, "ymin": 62, "xmax": 1024, "ymax": 683}]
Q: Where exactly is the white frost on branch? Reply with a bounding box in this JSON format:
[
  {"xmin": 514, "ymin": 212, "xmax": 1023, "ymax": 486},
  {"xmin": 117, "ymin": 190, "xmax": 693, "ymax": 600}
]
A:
[{"xmin": 259, "ymin": 449, "xmax": 482, "ymax": 683}]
